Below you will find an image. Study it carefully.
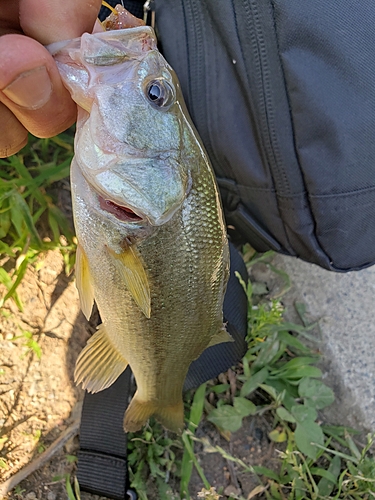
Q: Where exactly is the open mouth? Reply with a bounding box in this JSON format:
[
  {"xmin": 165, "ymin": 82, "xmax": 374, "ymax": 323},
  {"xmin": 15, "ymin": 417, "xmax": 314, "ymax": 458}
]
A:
[{"xmin": 99, "ymin": 195, "xmax": 143, "ymax": 222}]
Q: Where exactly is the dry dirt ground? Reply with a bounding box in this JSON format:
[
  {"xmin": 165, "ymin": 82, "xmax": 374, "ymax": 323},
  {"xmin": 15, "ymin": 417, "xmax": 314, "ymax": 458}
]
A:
[
  {"xmin": 0, "ymin": 250, "xmax": 281, "ymax": 500},
  {"xmin": 0, "ymin": 250, "xmax": 89, "ymax": 499}
]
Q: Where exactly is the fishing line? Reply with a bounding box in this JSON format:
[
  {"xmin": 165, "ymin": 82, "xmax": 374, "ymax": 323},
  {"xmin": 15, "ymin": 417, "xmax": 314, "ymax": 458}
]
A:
[{"xmin": 101, "ymin": 1, "xmax": 117, "ymax": 15}]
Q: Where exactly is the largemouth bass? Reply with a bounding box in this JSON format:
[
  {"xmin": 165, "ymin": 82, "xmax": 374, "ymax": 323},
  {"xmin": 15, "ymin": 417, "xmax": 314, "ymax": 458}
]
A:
[{"xmin": 48, "ymin": 23, "xmax": 231, "ymax": 433}]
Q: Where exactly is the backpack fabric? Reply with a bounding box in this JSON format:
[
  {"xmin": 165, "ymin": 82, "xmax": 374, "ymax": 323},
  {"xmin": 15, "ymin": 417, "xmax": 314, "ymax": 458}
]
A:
[{"xmin": 154, "ymin": 0, "xmax": 375, "ymax": 272}]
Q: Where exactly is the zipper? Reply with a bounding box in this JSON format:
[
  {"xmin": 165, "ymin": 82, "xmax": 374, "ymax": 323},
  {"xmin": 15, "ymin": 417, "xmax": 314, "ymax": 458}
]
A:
[
  {"xmin": 240, "ymin": 0, "xmax": 292, "ymax": 195},
  {"xmin": 180, "ymin": 0, "xmax": 225, "ymax": 177},
  {"xmin": 181, "ymin": 0, "xmax": 299, "ymax": 192}
]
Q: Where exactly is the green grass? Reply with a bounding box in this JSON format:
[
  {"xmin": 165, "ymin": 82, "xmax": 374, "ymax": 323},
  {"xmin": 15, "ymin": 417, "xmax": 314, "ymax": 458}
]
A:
[{"xmin": 0, "ymin": 132, "xmax": 76, "ymax": 311}]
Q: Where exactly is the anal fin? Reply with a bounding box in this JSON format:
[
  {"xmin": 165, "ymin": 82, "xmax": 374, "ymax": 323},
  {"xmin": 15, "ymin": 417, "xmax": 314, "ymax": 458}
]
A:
[
  {"xmin": 74, "ymin": 323, "xmax": 128, "ymax": 393},
  {"xmin": 75, "ymin": 243, "xmax": 94, "ymax": 320},
  {"xmin": 107, "ymin": 245, "xmax": 151, "ymax": 318}
]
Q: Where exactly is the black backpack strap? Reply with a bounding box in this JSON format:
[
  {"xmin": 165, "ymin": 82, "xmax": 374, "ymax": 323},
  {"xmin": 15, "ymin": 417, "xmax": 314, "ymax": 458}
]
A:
[
  {"xmin": 77, "ymin": 242, "xmax": 247, "ymax": 499},
  {"xmin": 77, "ymin": 368, "xmax": 136, "ymax": 500}
]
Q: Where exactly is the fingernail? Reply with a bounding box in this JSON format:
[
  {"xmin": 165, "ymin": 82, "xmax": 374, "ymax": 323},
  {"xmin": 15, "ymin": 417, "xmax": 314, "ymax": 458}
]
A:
[{"xmin": 2, "ymin": 66, "xmax": 52, "ymax": 110}]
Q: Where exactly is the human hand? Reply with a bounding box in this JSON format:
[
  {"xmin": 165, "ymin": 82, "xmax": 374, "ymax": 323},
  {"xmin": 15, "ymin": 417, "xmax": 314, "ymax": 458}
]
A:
[{"xmin": 0, "ymin": 0, "xmax": 102, "ymax": 157}]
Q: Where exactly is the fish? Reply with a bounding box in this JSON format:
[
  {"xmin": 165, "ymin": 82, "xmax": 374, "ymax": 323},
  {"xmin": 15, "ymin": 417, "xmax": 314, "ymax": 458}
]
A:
[{"xmin": 48, "ymin": 18, "xmax": 231, "ymax": 433}]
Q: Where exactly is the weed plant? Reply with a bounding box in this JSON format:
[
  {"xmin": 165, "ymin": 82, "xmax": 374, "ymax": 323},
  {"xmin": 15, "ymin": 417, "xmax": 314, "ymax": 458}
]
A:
[{"xmin": 0, "ymin": 132, "xmax": 76, "ymax": 311}]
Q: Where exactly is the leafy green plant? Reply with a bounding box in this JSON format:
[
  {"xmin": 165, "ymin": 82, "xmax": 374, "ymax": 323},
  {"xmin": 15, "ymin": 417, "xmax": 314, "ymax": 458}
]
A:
[
  {"xmin": 180, "ymin": 383, "xmax": 208, "ymax": 499},
  {"xmin": 33, "ymin": 429, "xmax": 46, "ymax": 453},
  {"xmin": 0, "ymin": 132, "xmax": 76, "ymax": 310},
  {"xmin": 127, "ymin": 421, "xmax": 182, "ymax": 499},
  {"xmin": 256, "ymin": 431, "xmax": 375, "ymax": 500},
  {"xmin": 205, "ymin": 272, "xmax": 331, "ymax": 458},
  {"xmin": 66, "ymin": 454, "xmax": 78, "ymax": 464},
  {"xmin": 207, "ymin": 396, "xmax": 256, "ymax": 434},
  {"xmin": 8, "ymin": 326, "xmax": 42, "ymax": 359},
  {"xmin": 191, "ymin": 257, "xmax": 375, "ymax": 500},
  {"xmin": 13, "ymin": 485, "xmax": 26, "ymax": 498},
  {"xmin": 65, "ymin": 474, "xmax": 81, "ymax": 500}
]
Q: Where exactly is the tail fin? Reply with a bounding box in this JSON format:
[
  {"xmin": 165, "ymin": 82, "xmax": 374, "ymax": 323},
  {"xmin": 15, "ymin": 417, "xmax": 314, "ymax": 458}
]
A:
[
  {"xmin": 154, "ymin": 402, "xmax": 184, "ymax": 434},
  {"xmin": 124, "ymin": 393, "xmax": 184, "ymax": 434}
]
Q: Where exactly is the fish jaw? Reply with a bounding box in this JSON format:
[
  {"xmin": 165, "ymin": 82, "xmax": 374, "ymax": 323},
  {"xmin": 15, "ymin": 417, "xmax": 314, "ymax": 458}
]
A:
[
  {"xmin": 91, "ymin": 160, "xmax": 189, "ymax": 226},
  {"xmin": 73, "ymin": 149, "xmax": 190, "ymax": 228},
  {"xmin": 72, "ymin": 107, "xmax": 189, "ymax": 228},
  {"xmin": 71, "ymin": 156, "xmax": 153, "ymax": 249}
]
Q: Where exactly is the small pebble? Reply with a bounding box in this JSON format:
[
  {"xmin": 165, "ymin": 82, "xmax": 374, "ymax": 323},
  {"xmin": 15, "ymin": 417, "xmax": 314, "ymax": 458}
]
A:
[
  {"xmin": 64, "ymin": 436, "xmax": 79, "ymax": 454},
  {"xmin": 224, "ymin": 485, "xmax": 241, "ymax": 497},
  {"xmin": 25, "ymin": 492, "xmax": 37, "ymax": 500},
  {"xmin": 28, "ymin": 382, "xmax": 36, "ymax": 397},
  {"xmin": 47, "ymin": 491, "xmax": 56, "ymax": 500}
]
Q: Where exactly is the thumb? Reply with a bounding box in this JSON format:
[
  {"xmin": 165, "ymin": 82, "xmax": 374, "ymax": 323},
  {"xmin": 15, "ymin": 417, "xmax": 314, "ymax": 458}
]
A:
[
  {"xmin": 19, "ymin": 0, "xmax": 103, "ymax": 45},
  {"xmin": 0, "ymin": 0, "xmax": 103, "ymax": 149}
]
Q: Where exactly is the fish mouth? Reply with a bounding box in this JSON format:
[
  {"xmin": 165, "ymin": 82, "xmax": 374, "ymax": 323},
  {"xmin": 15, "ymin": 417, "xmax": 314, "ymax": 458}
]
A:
[{"xmin": 98, "ymin": 195, "xmax": 144, "ymax": 223}]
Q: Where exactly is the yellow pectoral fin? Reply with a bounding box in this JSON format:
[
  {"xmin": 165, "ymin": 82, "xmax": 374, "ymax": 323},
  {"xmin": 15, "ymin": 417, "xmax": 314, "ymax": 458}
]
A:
[
  {"xmin": 75, "ymin": 243, "xmax": 95, "ymax": 320},
  {"xmin": 107, "ymin": 245, "xmax": 151, "ymax": 318},
  {"xmin": 74, "ymin": 323, "xmax": 128, "ymax": 393},
  {"xmin": 206, "ymin": 326, "xmax": 234, "ymax": 348}
]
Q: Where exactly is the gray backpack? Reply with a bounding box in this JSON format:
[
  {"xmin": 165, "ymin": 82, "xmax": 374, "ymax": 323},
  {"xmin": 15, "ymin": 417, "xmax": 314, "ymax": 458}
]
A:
[{"xmin": 155, "ymin": 0, "xmax": 375, "ymax": 272}]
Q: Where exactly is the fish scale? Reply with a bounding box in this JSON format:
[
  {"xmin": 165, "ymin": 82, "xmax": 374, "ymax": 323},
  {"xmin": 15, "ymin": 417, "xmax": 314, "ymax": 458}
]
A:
[{"xmin": 49, "ymin": 20, "xmax": 231, "ymax": 433}]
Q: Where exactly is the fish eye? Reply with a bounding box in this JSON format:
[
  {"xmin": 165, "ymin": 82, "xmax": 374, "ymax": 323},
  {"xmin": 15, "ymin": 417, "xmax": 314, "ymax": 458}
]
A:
[{"xmin": 145, "ymin": 80, "xmax": 174, "ymax": 109}]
